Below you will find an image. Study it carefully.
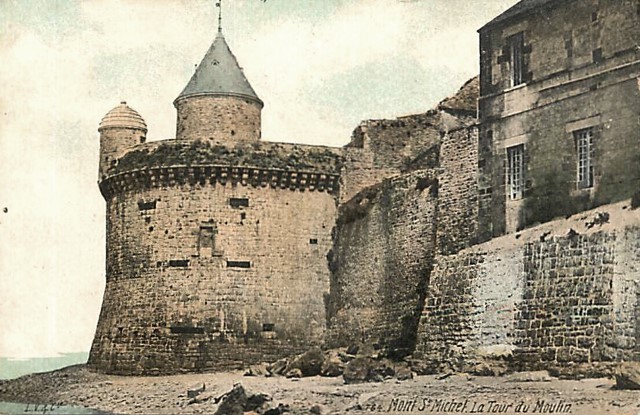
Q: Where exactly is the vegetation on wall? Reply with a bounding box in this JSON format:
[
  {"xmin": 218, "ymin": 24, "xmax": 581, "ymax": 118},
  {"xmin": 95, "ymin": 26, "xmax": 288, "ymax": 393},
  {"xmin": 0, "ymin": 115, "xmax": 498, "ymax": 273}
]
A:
[{"xmin": 110, "ymin": 140, "xmax": 343, "ymax": 176}]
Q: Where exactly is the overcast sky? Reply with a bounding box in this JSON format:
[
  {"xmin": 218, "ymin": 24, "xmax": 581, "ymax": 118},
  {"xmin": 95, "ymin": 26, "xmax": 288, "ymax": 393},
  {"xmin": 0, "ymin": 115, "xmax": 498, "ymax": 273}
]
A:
[{"xmin": 0, "ymin": 0, "xmax": 517, "ymax": 359}]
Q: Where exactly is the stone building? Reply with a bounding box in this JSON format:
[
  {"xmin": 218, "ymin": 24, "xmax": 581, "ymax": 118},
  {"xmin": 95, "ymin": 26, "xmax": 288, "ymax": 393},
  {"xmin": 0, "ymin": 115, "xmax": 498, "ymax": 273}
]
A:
[
  {"xmin": 89, "ymin": 0, "xmax": 640, "ymax": 376},
  {"xmin": 477, "ymin": 0, "xmax": 640, "ymax": 238}
]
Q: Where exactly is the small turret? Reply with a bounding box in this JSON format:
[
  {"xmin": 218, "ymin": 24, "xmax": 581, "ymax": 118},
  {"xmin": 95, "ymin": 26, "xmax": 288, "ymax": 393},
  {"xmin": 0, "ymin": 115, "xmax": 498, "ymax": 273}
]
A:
[
  {"xmin": 98, "ymin": 101, "xmax": 147, "ymax": 180},
  {"xmin": 174, "ymin": 31, "xmax": 263, "ymax": 143}
]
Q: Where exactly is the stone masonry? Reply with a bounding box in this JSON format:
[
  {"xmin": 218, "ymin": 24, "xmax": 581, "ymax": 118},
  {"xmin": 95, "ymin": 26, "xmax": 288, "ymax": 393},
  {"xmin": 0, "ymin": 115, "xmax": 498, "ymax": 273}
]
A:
[
  {"xmin": 326, "ymin": 170, "xmax": 439, "ymax": 357},
  {"xmin": 89, "ymin": 0, "xmax": 640, "ymax": 377}
]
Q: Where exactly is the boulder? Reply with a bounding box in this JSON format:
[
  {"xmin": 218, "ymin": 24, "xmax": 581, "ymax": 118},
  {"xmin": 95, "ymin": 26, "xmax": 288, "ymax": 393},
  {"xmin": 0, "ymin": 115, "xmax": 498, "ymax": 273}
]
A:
[
  {"xmin": 287, "ymin": 347, "xmax": 325, "ymax": 377},
  {"xmin": 320, "ymin": 350, "xmax": 345, "ymax": 377},
  {"xmin": 394, "ymin": 362, "xmax": 414, "ymax": 381},
  {"xmin": 214, "ymin": 384, "xmax": 270, "ymax": 415},
  {"xmin": 343, "ymin": 357, "xmax": 373, "ymax": 384},
  {"xmin": 615, "ymin": 362, "xmax": 640, "ymax": 390},
  {"xmin": 187, "ymin": 383, "xmax": 205, "ymax": 398},
  {"xmin": 269, "ymin": 358, "xmax": 290, "ymax": 376},
  {"xmin": 244, "ymin": 363, "xmax": 269, "ymax": 377}
]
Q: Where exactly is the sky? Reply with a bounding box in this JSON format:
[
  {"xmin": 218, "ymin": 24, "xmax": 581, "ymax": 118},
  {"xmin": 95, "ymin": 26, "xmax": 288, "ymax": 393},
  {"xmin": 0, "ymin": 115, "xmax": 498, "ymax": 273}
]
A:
[{"xmin": 0, "ymin": 0, "xmax": 517, "ymax": 360}]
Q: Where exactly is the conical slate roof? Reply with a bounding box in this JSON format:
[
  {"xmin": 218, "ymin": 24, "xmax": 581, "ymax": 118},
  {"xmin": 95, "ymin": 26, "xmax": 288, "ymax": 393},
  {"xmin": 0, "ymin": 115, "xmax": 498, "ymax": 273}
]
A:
[{"xmin": 175, "ymin": 32, "xmax": 263, "ymax": 107}]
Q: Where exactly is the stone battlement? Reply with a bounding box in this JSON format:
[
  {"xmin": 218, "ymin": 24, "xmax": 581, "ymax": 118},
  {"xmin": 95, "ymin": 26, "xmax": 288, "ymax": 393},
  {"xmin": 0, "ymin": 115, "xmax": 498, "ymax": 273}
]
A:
[{"xmin": 99, "ymin": 164, "xmax": 341, "ymax": 199}]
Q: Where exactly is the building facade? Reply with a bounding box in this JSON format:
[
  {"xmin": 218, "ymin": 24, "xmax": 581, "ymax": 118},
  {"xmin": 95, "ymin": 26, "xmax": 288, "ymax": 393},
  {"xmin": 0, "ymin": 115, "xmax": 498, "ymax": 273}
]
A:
[{"xmin": 477, "ymin": 0, "xmax": 640, "ymax": 238}]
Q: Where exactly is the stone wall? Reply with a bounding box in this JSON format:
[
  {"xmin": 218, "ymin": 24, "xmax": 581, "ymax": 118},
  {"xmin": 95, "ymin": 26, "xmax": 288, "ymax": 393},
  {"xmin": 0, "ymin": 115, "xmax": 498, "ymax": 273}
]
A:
[
  {"xmin": 326, "ymin": 170, "xmax": 438, "ymax": 357},
  {"xmin": 90, "ymin": 166, "xmax": 338, "ymax": 374},
  {"xmin": 339, "ymin": 112, "xmax": 442, "ymax": 203},
  {"xmin": 175, "ymin": 95, "xmax": 262, "ymax": 143},
  {"xmin": 436, "ymin": 124, "xmax": 480, "ymax": 254},
  {"xmin": 415, "ymin": 203, "xmax": 640, "ymax": 377}
]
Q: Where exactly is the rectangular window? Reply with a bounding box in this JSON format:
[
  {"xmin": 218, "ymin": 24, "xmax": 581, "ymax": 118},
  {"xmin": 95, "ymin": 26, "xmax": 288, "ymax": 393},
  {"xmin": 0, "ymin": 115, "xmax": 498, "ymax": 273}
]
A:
[
  {"xmin": 507, "ymin": 145, "xmax": 525, "ymax": 200},
  {"xmin": 262, "ymin": 323, "xmax": 275, "ymax": 332},
  {"xmin": 227, "ymin": 260, "xmax": 251, "ymax": 268},
  {"xmin": 170, "ymin": 326, "xmax": 204, "ymax": 334},
  {"xmin": 198, "ymin": 225, "xmax": 217, "ymax": 257},
  {"xmin": 229, "ymin": 198, "xmax": 249, "ymax": 208},
  {"xmin": 508, "ymin": 32, "xmax": 525, "ymax": 87},
  {"xmin": 169, "ymin": 259, "xmax": 189, "ymax": 268},
  {"xmin": 137, "ymin": 200, "xmax": 156, "ymax": 211},
  {"xmin": 575, "ymin": 128, "xmax": 595, "ymax": 189}
]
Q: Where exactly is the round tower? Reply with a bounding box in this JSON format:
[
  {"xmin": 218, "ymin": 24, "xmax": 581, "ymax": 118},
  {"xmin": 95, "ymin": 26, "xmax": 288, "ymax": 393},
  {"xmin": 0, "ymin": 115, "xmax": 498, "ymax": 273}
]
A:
[
  {"xmin": 174, "ymin": 30, "xmax": 263, "ymax": 143},
  {"xmin": 98, "ymin": 102, "xmax": 147, "ymax": 180}
]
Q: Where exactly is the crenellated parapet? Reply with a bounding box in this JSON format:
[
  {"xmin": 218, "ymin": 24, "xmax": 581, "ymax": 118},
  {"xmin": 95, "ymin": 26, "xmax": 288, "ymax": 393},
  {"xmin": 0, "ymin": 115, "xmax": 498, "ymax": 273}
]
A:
[
  {"xmin": 98, "ymin": 139, "xmax": 343, "ymax": 199},
  {"xmin": 99, "ymin": 164, "xmax": 341, "ymax": 199}
]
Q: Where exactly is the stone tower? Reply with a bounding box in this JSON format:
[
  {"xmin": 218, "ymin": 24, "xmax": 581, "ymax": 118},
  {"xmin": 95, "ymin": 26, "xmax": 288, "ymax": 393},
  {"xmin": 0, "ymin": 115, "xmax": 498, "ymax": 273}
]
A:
[
  {"xmin": 98, "ymin": 102, "xmax": 147, "ymax": 180},
  {"xmin": 89, "ymin": 21, "xmax": 342, "ymax": 375},
  {"xmin": 174, "ymin": 28, "xmax": 263, "ymax": 143}
]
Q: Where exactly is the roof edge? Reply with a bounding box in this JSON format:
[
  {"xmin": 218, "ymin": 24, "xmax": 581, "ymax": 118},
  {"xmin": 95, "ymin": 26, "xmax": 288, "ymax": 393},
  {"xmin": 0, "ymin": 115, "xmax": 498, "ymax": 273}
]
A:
[
  {"xmin": 478, "ymin": 0, "xmax": 564, "ymax": 33},
  {"xmin": 173, "ymin": 91, "xmax": 264, "ymax": 108}
]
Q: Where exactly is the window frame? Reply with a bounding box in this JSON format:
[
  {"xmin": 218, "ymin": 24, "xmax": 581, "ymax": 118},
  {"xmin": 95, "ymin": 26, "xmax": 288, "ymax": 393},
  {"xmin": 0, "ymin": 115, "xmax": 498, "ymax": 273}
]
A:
[
  {"xmin": 507, "ymin": 32, "xmax": 525, "ymax": 88},
  {"xmin": 506, "ymin": 144, "xmax": 525, "ymax": 201},
  {"xmin": 574, "ymin": 127, "xmax": 595, "ymax": 190}
]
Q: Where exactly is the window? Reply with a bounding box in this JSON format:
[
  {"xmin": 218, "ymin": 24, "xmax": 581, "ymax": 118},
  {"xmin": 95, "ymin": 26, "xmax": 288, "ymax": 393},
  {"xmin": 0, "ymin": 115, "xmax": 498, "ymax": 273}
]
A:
[
  {"xmin": 262, "ymin": 323, "xmax": 275, "ymax": 332},
  {"xmin": 198, "ymin": 225, "xmax": 217, "ymax": 257},
  {"xmin": 229, "ymin": 198, "xmax": 249, "ymax": 208},
  {"xmin": 508, "ymin": 32, "xmax": 525, "ymax": 87},
  {"xmin": 170, "ymin": 326, "xmax": 204, "ymax": 334},
  {"xmin": 592, "ymin": 48, "xmax": 603, "ymax": 63},
  {"xmin": 169, "ymin": 259, "xmax": 189, "ymax": 268},
  {"xmin": 507, "ymin": 145, "xmax": 525, "ymax": 200},
  {"xmin": 227, "ymin": 260, "xmax": 251, "ymax": 268},
  {"xmin": 575, "ymin": 128, "xmax": 595, "ymax": 189},
  {"xmin": 137, "ymin": 200, "xmax": 156, "ymax": 211}
]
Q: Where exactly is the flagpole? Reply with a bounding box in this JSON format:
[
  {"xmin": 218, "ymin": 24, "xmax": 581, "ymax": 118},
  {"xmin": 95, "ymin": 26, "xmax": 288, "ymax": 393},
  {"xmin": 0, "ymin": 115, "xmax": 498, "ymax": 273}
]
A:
[{"xmin": 216, "ymin": 0, "xmax": 222, "ymax": 33}]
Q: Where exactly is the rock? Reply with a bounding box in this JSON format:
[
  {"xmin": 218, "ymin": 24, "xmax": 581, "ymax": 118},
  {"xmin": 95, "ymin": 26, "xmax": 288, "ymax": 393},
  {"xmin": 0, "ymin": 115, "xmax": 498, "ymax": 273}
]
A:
[
  {"xmin": 269, "ymin": 358, "xmax": 289, "ymax": 376},
  {"xmin": 287, "ymin": 347, "xmax": 325, "ymax": 377},
  {"xmin": 343, "ymin": 357, "xmax": 372, "ymax": 384},
  {"xmin": 285, "ymin": 368, "xmax": 302, "ymax": 378},
  {"xmin": 187, "ymin": 383, "xmax": 205, "ymax": 398},
  {"xmin": 615, "ymin": 362, "xmax": 640, "ymax": 390},
  {"xmin": 320, "ymin": 350, "xmax": 345, "ymax": 377},
  {"xmin": 244, "ymin": 363, "xmax": 269, "ymax": 377},
  {"xmin": 310, "ymin": 404, "xmax": 324, "ymax": 414},
  {"xmin": 343, "ymin": 357, "xmax": 395, "ymax": 383},
  {"xmin": 264, "ymin": 403, "xmax": 290, "ymax": 414},
  {"xmin": 346, "ymin": 344, "xmax": 359, "ymax": 356},
  {"xmin": 214, "ymin": 384, "xmax": 270, "ymax": 415},
  {"xmin": 468, "ymin": 360, "xmax": 509, "ymax": 376},
  {"xmin": 394, "ymin": 363, "xmax": 414, "ymax": 381},
  {"xmin": 507, "ymin": 371, "xmax": 552, "ymax": 383}
]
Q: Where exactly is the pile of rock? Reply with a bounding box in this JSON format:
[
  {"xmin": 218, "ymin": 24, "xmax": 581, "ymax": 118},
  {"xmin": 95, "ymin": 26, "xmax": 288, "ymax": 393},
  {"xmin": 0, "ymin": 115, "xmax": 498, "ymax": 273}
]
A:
[{"xmin": 244, "ymin": 345, "xmax": 414, "ymax": 384}]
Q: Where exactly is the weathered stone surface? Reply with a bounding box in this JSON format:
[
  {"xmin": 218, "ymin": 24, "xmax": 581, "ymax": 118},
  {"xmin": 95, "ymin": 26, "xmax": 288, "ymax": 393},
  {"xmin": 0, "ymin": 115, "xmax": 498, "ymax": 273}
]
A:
[
  {"xmin": 326, "ymin": 170, "xmax": 439, "ymax": 357},
  {"xmin": 89, "ymin": 166, "xmax": 338, "ymax": 374},
  {"xmin": 615, "ymin": 362, "xmax": 640, "ymax": 390},
  {"xmin": 343, "ymin": 357, "xmax": 373, "ymax": 384},
  {"xmin": 187, "ymin": 383, "xmax": 205, "ymax": 398},
  {"xmin": 320, "ymin": 350, "xmax": 345, "ymax": 377},
  {"xmin": 415, "ymin": 209, "xmax": 640, "ymax": 377},
  {"xmin": 214, "ymin": 384, "xmax": 270, "ymax": 415},
  {"xmin": 286, "ymin": 347, "xmax": 324, "ymax": 377}
]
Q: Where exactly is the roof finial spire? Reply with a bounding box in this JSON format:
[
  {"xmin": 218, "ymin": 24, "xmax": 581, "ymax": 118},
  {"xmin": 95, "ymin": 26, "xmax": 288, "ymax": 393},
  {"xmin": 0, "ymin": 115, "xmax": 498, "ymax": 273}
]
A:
[{"xmin": 216, "ymin": 0, "xmax": 222, "ymax": 33}]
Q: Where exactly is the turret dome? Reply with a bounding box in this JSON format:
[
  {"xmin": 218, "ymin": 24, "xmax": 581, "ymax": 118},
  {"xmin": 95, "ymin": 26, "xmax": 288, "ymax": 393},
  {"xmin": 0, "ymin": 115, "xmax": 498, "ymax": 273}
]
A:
[{"xmin": 99, "ymin": 101, "xmax": 147, "ymax": 132}]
